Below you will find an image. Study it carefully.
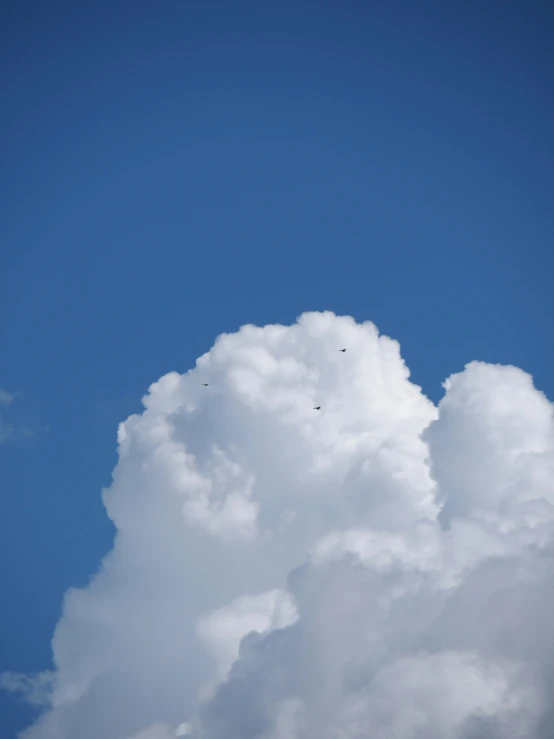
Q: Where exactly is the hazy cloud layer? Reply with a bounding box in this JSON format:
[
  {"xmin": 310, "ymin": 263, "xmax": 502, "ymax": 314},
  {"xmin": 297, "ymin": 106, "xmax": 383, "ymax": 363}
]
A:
[{"xmin": 5, "ymin": 313, "xmax": 554, "ymax": 739}]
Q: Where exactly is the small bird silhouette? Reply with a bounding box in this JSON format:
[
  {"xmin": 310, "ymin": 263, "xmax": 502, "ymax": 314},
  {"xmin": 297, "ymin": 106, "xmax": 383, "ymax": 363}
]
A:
[
  {"xmin": 202, "ymin": 383, "xmax": 209, "ymax": 387},
  {"xmin": 313, "ymin": 406, "xmax": 321, "ymax": 410},
  {"xmin": 339, "ymin": 349, "xmax": 346, "ymax": 352}
]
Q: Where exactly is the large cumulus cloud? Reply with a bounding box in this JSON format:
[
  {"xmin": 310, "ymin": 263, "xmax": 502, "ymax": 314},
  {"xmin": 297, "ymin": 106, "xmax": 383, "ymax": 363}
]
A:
[{"xmin": 4, "ymin": 312, "xmax": 554, "ymax": 739}]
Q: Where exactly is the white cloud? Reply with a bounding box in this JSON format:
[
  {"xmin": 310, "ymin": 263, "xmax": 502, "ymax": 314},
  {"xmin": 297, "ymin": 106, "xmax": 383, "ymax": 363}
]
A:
[
  {"xmin": 4, "ymin": 312, "xmax": 554, "ymax": 739},
  {"xmin": 197, "ymin": 589, "xmax": 298, "ymax": 678}
]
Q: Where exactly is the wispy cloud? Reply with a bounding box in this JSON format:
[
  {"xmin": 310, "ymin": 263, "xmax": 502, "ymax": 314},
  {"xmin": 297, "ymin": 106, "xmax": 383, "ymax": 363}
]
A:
[
  {"xmin": 0, "ymin": 671, "xmax": 54, "ymax": 708},
  {"xmin": 0, "ymin": 388, "xmax": 14, "ymax": 406},
  {"xmin": 0, "ymin": 388, "xmax": 38, "ymax": 443}
]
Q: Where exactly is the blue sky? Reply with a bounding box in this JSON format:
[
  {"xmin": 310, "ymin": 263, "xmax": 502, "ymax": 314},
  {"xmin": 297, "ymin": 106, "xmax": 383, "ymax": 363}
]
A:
[{"xmin": 1, "ymin": 1, "xmax": 553, "ymax": 736}]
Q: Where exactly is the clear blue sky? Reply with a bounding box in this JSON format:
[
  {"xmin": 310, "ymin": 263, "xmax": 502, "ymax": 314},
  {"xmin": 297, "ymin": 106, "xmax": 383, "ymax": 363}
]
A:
[{"xmin": 1, "ymin": 1, "xmax": 553, "ymax": 735}]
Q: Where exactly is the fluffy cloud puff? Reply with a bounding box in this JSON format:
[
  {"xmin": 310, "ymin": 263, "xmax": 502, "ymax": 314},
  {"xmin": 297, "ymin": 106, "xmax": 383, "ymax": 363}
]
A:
[{"xmin": 5, "ymin": 312, "xmax": 554, "ymax": 739}]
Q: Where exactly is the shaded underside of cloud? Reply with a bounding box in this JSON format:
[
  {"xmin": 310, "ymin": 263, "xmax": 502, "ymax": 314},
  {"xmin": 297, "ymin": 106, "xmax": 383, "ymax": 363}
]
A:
[{"xmin": 4, "ymin": 312, "xmax": 554, "ymax": 739}]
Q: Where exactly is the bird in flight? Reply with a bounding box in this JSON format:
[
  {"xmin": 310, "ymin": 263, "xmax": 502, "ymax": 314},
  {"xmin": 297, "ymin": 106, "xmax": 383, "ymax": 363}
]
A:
[
  {"xmin": 313, "ymin": 406, "xmax": 321, "ymax": 410},
  {"xmin": 339, "ymin": 348, "xmax": 346, "ymax": 352},
  {"xmin": 202, "ymin": 383, "xmax": 209, "ymax": 387}
]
